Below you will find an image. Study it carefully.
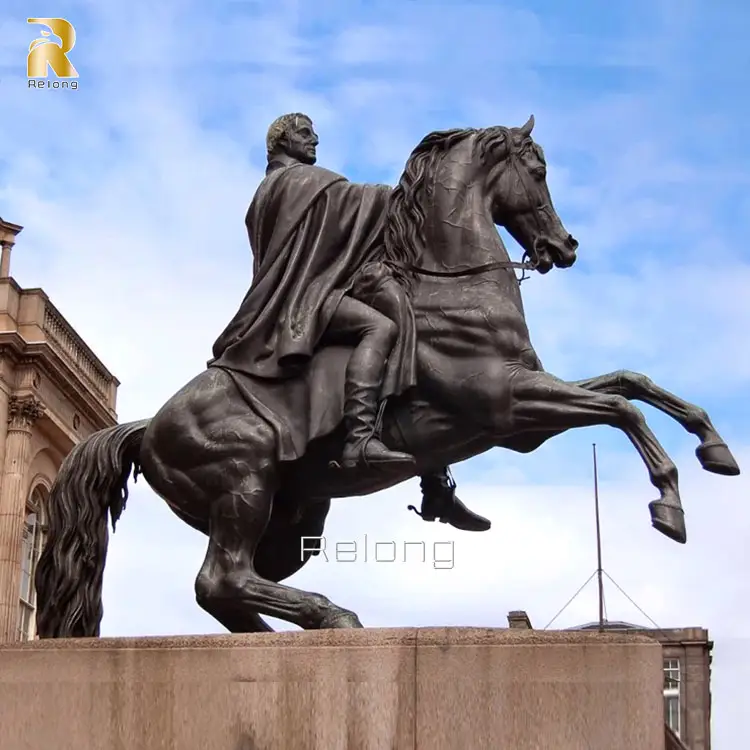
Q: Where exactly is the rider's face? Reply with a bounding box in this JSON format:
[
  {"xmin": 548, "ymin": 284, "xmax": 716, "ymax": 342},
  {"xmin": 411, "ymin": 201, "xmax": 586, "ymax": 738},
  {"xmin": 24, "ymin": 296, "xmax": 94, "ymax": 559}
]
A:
[{"xmin": 282, "ymin": 118, "xmax": 319, "ymax": 165}]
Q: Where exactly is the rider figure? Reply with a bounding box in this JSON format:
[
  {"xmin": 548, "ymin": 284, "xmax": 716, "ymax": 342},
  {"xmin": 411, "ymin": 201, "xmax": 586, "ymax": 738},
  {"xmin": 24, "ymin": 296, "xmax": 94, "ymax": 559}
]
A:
[{"xmin": 265, "ymin": 116, "xmax": 416, "ymax": 470}]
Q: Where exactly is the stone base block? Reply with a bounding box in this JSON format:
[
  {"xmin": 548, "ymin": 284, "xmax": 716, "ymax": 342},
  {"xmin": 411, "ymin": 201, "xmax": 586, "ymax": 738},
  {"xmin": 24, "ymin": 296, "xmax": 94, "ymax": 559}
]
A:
[{"xmin": 0, "ymin": 628, "xmax": 665, "ymax": 749}]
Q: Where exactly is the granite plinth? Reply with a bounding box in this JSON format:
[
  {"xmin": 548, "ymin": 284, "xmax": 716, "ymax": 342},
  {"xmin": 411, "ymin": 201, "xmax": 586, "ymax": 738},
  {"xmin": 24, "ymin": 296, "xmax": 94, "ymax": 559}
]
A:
[{"xmin": 0, "ymin": 627, "xmax": 665, "ymax": 749}]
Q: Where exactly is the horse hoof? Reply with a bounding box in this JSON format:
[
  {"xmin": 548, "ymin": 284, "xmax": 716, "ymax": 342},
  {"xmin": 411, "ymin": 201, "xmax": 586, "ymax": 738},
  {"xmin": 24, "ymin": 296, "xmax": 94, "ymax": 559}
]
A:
[
  {"xmin": 649, "ymin": 500, "xmax": 687, "ymax": 544},
  {"xmin": 320, "ymin": 611, "xmax": 363, "ymax": 629},
  {"xmin": 696, "ymin": 442, "xmax": 740, "ymax": 476}
]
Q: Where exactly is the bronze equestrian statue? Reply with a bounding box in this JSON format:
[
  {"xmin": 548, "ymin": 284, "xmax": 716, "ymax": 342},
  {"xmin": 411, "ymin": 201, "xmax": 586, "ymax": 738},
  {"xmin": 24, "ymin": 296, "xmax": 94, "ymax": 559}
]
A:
[{"xmin": 35, "ymin": 114, "xmax": 740, "ymax": 637}]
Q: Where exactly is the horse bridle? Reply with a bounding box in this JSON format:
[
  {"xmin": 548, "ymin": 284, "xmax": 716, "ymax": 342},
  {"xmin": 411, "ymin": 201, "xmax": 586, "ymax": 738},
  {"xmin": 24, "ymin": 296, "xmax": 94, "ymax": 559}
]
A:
[{"xmin": 387, "ymin": 256, "xmax": 536, "ymax": 283}]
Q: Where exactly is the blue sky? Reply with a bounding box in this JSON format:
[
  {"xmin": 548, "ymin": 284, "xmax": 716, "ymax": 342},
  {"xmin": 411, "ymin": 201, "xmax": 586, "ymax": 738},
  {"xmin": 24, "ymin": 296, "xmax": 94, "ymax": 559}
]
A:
[{"xmin": 1, "ymin": 0, "xmax": 749, "ymax": 744}]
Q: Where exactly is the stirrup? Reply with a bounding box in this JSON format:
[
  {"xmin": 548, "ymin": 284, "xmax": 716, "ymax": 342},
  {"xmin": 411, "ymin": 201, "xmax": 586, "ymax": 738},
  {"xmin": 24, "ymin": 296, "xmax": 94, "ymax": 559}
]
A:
[
  {"xmin": 329, "ymin": 431, "xmax": 375, "ymax": 470},
  {"xmin": 443, "ymin": 466, "xmax": 457, "ymax": 490},
  {"xmin": 331, "ymin": 433, "xmax": 408, "ymax": 470}
]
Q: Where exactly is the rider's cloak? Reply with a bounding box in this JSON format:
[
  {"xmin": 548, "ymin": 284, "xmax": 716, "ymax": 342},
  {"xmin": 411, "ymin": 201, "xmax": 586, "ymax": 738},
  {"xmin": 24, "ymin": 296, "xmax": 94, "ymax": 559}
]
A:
[{"xmin": 208, "ymin": 161, "xmax": 417, "ymax": 461}]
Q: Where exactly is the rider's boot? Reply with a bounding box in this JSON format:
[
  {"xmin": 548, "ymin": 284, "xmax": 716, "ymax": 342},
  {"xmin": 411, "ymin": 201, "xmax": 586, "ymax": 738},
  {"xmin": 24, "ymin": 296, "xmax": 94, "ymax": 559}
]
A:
[
  {"xmin": 409, "ymin": 468, "xmax": 491, "ymax": 532},
  {"xmin": 338, "ymin": 350, "xmax": 415, "ymax": 470}
]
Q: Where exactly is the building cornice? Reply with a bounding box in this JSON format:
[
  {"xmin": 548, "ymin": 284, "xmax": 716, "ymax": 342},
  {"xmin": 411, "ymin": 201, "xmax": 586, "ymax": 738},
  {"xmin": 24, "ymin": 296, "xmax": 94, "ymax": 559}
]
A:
[{"xmin": 0, "ymin": 341, "xmax": 116, "ymax": 431}]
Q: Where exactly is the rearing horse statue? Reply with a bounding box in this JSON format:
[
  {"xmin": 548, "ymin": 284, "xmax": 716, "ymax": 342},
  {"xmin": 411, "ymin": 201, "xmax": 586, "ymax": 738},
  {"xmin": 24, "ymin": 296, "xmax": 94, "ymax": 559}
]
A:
[{"xmin": 35, "ymin": 117, "xmax": 740, "ymax": 637}]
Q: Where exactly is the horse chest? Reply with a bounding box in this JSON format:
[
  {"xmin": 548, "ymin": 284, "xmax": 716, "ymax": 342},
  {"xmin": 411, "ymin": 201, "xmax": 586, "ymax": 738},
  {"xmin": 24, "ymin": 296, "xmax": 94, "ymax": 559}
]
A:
[
  {"xmin": 462, "ymin": 304, "xmax": 529, "ymax": 354},
  {"xmin": 416, "ymin": 283, "xmax": 531, "ymax": 360}
]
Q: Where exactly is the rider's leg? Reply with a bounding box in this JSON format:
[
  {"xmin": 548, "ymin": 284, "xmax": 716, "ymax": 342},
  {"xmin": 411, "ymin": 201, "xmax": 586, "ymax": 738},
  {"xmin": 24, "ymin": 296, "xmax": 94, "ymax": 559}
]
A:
[
  {"xmin": 417, "ymin": 470, "xmax": 491, "ymax": 532},
  {"xmin": 350, "ymin": 264, "xmax": 490, "ymax": 530},
  {"xmin": 324, "ymin": 295, "xmax": 415, "ymax": 469}
]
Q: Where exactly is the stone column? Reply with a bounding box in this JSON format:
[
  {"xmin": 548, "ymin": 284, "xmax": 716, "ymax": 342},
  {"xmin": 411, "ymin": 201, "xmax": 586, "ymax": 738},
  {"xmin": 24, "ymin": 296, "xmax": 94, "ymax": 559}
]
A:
[
  {"xmin": 0, "ymin": 241, "xmax": 12, "ymax": 278},
  {"xmin": 0, "ymin": 395, "xmax": 44, "ymax": 641},
  {"xmin": 0, "ymin": 219, "xmax": 23, "ymax": 279}
]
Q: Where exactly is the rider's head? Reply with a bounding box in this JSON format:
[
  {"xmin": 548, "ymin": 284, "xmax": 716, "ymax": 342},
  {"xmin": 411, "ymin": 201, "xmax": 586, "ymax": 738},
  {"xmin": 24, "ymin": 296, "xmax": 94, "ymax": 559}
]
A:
[{"xmin": 266, "ymin": 113, "xmax": 318, "ymax": 166}]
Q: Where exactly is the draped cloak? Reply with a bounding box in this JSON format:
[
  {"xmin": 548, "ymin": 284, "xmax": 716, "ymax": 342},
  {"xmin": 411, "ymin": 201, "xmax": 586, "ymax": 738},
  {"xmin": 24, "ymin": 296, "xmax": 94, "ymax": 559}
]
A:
[{"xmin": 208, "ymin": 161, "xmax": 418, "ymax": 461}]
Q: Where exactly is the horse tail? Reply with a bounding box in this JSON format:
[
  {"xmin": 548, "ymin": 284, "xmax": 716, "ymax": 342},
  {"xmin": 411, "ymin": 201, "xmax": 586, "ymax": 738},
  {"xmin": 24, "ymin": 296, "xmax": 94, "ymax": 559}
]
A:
[{"xmin": 35, "ymin": 419, "xmax": 150, "ymax": 638}]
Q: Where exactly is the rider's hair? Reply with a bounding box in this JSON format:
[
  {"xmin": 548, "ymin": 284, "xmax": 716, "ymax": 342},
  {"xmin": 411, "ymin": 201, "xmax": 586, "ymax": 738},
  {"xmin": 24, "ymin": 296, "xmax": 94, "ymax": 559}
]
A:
[{"xmin": 266, "ymin": 113, "xmax": 311, "ymax": 156}]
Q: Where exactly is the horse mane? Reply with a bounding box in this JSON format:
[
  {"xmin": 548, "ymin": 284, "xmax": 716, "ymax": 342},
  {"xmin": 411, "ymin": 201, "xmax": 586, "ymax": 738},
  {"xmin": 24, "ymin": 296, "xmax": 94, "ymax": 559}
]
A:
[{"xmin": 383, "ymin": 126, "xmax": 508, "ymax": 287}]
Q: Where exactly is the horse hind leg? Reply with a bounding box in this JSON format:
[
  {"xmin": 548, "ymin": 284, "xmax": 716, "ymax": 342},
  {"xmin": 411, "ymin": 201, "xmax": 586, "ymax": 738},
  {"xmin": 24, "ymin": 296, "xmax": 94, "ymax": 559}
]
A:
[
  {"xmin": 254, "ymin": 495, "xmax": 332, "ymax": 583},
  {"xmin": 229, "ymin": 496, "xmax": 332, "ymax": 632},
  {"xmin": 194, "ymin": 465, "xmax": 360, "ymax": 632},
  {"xmin": 571, "ymin": 370, "xmax": 740, "ymax": 476}
]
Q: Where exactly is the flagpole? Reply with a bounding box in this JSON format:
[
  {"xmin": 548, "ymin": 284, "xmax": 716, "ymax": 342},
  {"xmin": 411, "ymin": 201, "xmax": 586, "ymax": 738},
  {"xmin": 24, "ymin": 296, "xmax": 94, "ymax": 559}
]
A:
[{"xmin": 593, "ymin": 443, "xmax": 605, "ymax": 630}]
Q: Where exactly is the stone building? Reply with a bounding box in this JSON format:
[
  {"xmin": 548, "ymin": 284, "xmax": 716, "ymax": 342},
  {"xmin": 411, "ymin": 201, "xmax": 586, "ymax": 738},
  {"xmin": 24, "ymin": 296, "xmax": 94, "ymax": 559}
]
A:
[
  {"xmin": 508, "ymin": 611, "xmax": 712, "ymax": 750},
  {"xmin": 0, "ymin": 217, "xmax": 118, "ymax": 642}
]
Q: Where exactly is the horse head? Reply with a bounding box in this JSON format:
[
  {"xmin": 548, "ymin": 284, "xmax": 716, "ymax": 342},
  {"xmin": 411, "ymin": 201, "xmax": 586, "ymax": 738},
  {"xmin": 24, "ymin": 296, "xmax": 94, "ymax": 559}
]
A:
[
  {"xmin": 384, "ymin": 116, "xmax": 577, "ymax": 278},
  {"xmin": 483, "ymin": 115, "xmax": 578, "ymax": 273}
]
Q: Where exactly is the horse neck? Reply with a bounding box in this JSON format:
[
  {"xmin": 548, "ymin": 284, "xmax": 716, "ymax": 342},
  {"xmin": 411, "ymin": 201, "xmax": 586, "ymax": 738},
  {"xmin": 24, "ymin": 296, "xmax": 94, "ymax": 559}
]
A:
[{"xmin": 419, "ymin": 159, "xmax": 524, "ymax": 307}]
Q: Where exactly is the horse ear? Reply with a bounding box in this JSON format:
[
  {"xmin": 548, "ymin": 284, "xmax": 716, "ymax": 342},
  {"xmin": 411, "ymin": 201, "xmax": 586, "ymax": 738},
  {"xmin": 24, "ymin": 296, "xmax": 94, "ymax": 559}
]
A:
[{"xmin": 519, "ymin": 115, "xmax": 535, "ymax": 136}]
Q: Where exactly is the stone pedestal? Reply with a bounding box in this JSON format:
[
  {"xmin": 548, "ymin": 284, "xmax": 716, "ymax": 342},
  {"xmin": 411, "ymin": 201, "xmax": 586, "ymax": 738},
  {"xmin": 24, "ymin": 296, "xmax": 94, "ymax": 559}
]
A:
[{"xmin": 0, "ymin": 627, "xmax": 665, "ymax": 749}]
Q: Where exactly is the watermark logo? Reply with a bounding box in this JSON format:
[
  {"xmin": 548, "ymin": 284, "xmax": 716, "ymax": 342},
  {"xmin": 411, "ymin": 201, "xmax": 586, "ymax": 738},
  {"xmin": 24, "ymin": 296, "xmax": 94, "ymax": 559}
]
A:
[
  {"xmin": 301, "ymin": 534, "xmax": 455, "ymax": 570},
  {"xmin": 27, "ymin": 18, "xmax": 79, "ymax": 89}
]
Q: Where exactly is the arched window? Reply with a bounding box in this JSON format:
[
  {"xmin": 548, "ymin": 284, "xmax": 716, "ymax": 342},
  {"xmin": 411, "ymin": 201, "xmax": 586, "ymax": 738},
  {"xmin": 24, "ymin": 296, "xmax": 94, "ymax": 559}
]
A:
[{"xmin": 17, "ymin": 485, "xmax": 48, "ymax": 641}]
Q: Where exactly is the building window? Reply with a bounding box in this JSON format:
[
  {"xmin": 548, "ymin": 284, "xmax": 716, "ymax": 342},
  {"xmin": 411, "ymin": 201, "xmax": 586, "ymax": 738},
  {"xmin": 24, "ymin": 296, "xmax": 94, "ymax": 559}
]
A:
[
  {"xmin": 663, "ymin": 657, "xmax": 681, "ymax": 737},
  {"xmin": 17, "ymin": 486, "xmax": 47, "ymax": 641}
]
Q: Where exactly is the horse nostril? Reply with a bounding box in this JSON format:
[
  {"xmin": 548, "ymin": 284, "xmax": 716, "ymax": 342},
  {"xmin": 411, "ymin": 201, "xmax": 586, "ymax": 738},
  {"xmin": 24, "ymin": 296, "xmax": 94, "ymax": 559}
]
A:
[{"xmin": 566, "ymin": 234, "xmax": 579, "ymax": 251}]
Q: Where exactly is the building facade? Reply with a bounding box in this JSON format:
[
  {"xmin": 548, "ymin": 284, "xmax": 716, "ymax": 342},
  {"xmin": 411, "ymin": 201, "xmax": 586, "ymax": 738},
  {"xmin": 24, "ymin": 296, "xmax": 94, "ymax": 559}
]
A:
[
  {"xmin": 507, "ymin": 612, "xmax": 713, "ymax": 750},
  {"xmin": 573, "ymin": 621, "xmax": 712, "ymax": 750},
  {"xmin": 0, "ymin": 217, "xmax": 118, "ymax": 642}
]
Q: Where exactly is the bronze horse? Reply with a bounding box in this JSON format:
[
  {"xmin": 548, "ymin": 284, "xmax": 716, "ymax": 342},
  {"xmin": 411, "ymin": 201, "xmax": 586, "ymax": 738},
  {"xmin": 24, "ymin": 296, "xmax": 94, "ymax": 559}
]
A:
[{"xmin": 35, "ymin": 117, "xmax": 740, "ymax": 637}]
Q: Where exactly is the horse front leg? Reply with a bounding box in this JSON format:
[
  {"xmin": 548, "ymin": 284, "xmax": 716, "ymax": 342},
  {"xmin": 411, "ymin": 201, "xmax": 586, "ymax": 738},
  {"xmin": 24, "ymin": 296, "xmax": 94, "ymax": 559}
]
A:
[
  {"xmin": 509, "ymin": 370, "xmax": 687, "ymax": 543},
  {"xmin": 570, "ymin": 370, "xmax": 740, "ymax": 476}
]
